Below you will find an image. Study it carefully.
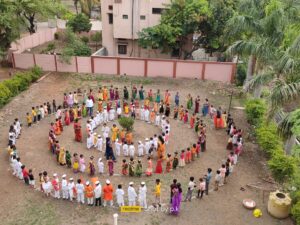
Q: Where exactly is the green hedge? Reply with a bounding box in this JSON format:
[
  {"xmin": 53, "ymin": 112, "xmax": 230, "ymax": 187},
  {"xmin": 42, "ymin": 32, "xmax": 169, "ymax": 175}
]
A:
[
  {"xmin": 255, "ymin": 122, "xmax": 283, "ymax": 157},
  {"xmin": 0, "ymin": 66, "xmax": 43, "ymax": 108},
  {"xmin": 245, "ymin": 99, "xmax": 266, "ymax": 126}
]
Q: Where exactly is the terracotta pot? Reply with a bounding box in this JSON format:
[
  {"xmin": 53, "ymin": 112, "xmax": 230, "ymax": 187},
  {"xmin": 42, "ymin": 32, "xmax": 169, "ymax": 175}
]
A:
[{"xmin": 267, "ymin": 190, "xmax": 291, "ymax": 219}]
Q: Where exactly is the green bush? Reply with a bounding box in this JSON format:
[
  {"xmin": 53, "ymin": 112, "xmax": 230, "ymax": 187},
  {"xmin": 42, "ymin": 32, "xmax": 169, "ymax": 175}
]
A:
[
  {"xmin": 0, "ymin": 83, "xmax": 12, "ymax": 107},
  {"xmin": 118, "ymin": 117, "xmax": 134, "ymax": 131},
  {"xmin": 80, "ymin": 36, "xmax": 89, "ymax": 44},
  {"xmin": 66, "ymin": 13, "xmax": 92, "ymax": 33},
  {"xmin": 268, "ymin": 152, "xmax": 297, "ymax": 184},
  {"xmin": 235, "ymin": 63, "xmax": 246, "ymax": 86},
  {"xmin": 46, "ymin": 42, "xmax": 55, "ymax": 52},
  {"xmin": 291, "ymin": 199, "xmax": 300, "ymax": 224},
  {"xmin": 256, "ymin": 122, "xmax": 283, "ymax": 157},
  {"xmin": 73, "ymin": 41, "xmax": 91, "ymax": 56},
  {"xmin": 245, "ymin": 99, "xmax": 266, "ymax": 126},
  {"xmin": 2, "ymin": 79, "xmax": 21, "ymax": 95},
  {"xmin": 30, "ymin": 66, "xmax": 43, "ymax": 82},
  {"xmin": 0, "ymin": 67, "xmax": 43, "ymax": 108}
]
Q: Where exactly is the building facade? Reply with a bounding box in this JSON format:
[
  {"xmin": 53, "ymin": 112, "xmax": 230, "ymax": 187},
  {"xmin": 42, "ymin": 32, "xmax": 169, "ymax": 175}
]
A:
[{"xmin": 101, "ymin": 0, "xmax": 171, "ymax": 58}]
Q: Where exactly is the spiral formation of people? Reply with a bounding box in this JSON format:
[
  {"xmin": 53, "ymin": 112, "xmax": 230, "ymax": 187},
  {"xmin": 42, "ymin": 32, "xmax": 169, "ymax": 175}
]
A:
[{"xmin": 7, "ymin": 82, "xmax": 244, "ymax": 220}]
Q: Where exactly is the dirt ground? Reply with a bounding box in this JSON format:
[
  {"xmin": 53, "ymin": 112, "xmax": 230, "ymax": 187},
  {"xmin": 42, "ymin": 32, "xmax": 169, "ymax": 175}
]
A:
[{"xmin": 0, "ymin": 72, "xmax": 293, "ymax": 225}]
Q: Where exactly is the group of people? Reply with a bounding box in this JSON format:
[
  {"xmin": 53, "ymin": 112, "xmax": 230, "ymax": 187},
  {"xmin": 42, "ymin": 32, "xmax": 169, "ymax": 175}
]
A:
[{"xmin": 7, "ymin": 83, "xmax": 243, "ymax": 216}]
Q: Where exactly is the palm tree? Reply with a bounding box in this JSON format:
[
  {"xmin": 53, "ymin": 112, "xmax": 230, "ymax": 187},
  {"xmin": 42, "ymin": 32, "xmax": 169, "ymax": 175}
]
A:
[{"xmin": 226, "ymin": 0, "xmax": 287, "ymax": 94}]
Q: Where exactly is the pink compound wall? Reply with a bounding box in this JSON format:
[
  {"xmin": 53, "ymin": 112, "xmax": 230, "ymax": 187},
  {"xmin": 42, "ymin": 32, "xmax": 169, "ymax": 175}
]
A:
[
  {"xmin": 147, "ymin": 60, "xmax": 174, "ymax": 77},
  {"xmin": 120, "ymin": 59, "xmax": 145, "ymax": 77}
]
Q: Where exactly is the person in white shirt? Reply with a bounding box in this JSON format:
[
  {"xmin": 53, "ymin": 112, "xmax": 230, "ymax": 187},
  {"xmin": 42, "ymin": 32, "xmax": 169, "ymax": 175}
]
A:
[
  {"xmin": 96, "ymin": 135, "xmax": 103, "ymax": 152},
  {"xmin": 115, "ymin": 139, "xmax": 122, "ymax": 156},
  {"xmin": 103, "ymin": 107, "xmax": 109, "ymax": 123},
  {"xmin": 86, "ymin": 131, "xmax": 94, "ymax": 149},
  {"xmin": 128, "ymin": 182, "xmax": 137, "ymax": 206},
  {"xmin": 61, "ymin": 174, "xmax": 68, "ymax": 199},
  {"xmin": 102, "ymin": 123, "xmax": 109, "ymax": 143},
  {"xmin": 155, "ymin": 114, "xmax": 160, "ymax": 126},
  {"xmin": 86, "ymin": 120, "xmax": 92, "ymax": 134},
  {"xmin": 184, "ymin": 177, "xmax": 196, "ymax": 202},
  {"xmin": 16, "ymin": 157, "xmax": 23, "ymax": 179},
  {"xmin": 129, "ymin": 143, "xmax": 135, "ymax": 158},
  {"xmin": 76, "ymin": 179, "xmax": 85, "ymax": 204},
  {"xmin": 109, "ymin": 108, "xmax": 115, "ymax": 121},
  {"xmin": 140, "ymin": 106, "xmax": 145, "ymax": 121},
  {"xmin": 94, "ymin": 181, "xmax": 102, "ymax": 206},
  {"xmin": 90, "ymin": 116, "xmax": 96, "ymax": 131},
  {"xmin": 137, "ymin": 141, "xmax": 144, "ymax": 157},
  {"xmin": 123, "ymin": 142, "xmax": 129, "ymax": 156},
  {"xmin": 68, "ymin": 178, "xmax": 75, "ymax": 201},
  {"xmin": 97, "ymin": 158, "xmax": 104, "ymax": 174},
  {"xmin": 95, "ymin": 111, "xmax": 100, "ymax": 126},
  {"xmin": 144, "ymin": 138, "xmax": 151, "ymax": 155},
  {"xmin": 117, "ymin": 106, "xmax": 122, "ymax": 119},
  {"xmin": 115, "ymin": 184, "xmax": 125, "ymax": 207},
  {"xmin": 12, "ymin": 155, "xmax": 18, "ymax": 176},
  {"xmin": 86, "ymin": 97, "xmax": 94, "ymax": 117},
  {"xmin": 138, "ymin": 182, "xmax": 147, "ymax": 208},
  {"xmin": 144, "ymin": 109, "xmax": 150, "ymax": 123}
]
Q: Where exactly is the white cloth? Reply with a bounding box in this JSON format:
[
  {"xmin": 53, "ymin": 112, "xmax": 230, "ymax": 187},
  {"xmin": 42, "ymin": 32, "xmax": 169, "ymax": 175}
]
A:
[
  {"xmin": 123, "ymin": 144, "xmax": 129, "ymax": 156},
  {"xmin": 138, "ymin": 143, "xmax": 144, "ymax": 157},
  {"xmin": 155, "ymin": 115, "xmax": 160, "ymax": 126},
  {"xmin": 115, "ymin": 142, "xmax": 122, "ymax": 156},
  {"xmin": 98, "ymin": 160, "xmax": 104, "ymax": 174},
  {"xmin": 94, "ymin": 184, "xmax": 102, "ymax": 198},
  {"xmin": 129, "ymin": 145, "xmax": 135, "ymax": 157},
  {"xmin": 109, "ymin": 109, "xmax": 115, "ymax": 121},
  {"xmin": 76, "ymin": 183, "xmax": 85, "ymax": 204},
  {"xmin": 96, "ymin": 137, "xmax": 103, "ymax": 151},
  {"xmin": 144, "ymin": 141, "xmax": 151, "ymax": 155},
  {"xmin": 139, "ymin": 186, "xmax": 147, "ymax": 208},
  {"xmin": 116, "ymin": 189, "xmax": 125, "ymax": 206},
  {"xmin": 61, "ymin": 179, "xmax": 68, "ymax": 199},
  {"xmin": 128, "ymin": 186, "xmax": 137, "ymax": 205},
  {"xmin": 68, "ymin": 182, "xmax": 75, "ymax": 201}
]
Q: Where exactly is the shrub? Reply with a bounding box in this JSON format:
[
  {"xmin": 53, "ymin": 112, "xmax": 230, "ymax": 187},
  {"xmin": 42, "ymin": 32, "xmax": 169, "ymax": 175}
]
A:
[
  {"xmin": 80, "ymin": 36, "xmax": 89, "ymax": 44},
  {"xmin": 235, "ymin": 63, "xmax": 246, "ymax": 86},
  {"xmin": 2, "ymin": 79, "xmax": 21, "ymax": 95},
  {"xmin": 292, "ymin": 202, "xmax": 300, "ymax": 225},
  {"xmin": 66, "ymin": 13, "xmax": 92, "ymax": 33},
  {"xmin": 46, "ymin": 42, "xmax": 55, "ymax": 52},
  {"xmin": 256, "ymin": 122, "xmax": 283, "ymax": 157},
  {"xmin": 118, "ymin": 117, "xmax": 134, "ymax": 131},
  {"xmin": 30, "ymin": 66, "xmax": 43, "ymax": 82},
  {"xmin": 245, "ymin": 99, "xmax": 266, "ymax": 126},
  {"xmin": 54, "ymin": 31, "xmax": 62, "ymax": 40},
  {"xmin": 268, "ymin": 152, "xmax": 297, "ymax": 184},
  {"xmin": 0, "ymin": 83, "xmax": 12, "ymax": 107},
  {"xmin": 73, "ymin": 41, "xmax": 91, "ymax": 56}
]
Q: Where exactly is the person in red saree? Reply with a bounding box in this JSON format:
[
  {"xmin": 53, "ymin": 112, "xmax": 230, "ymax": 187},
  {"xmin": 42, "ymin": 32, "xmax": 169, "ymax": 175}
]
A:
[
  {"xmin": 155, "ymin": 156, "xmax": 163, "ymax": 174},
  {"xmin": 64, "ymin": 110, "xmax": 71, "ymax": 126},
  {"xmin": 74, "ymin": 118, "xmax": 82, "ymax": 142},
  {"xmin": 54, "ymin": 119, "xmax": 61, "ymax": 135}
]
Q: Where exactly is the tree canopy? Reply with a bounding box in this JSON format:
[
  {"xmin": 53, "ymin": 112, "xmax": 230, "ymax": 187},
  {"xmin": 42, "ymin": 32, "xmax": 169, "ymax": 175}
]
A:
[
  {"xmin": 138, "ymin": 0, "xmax": 210, "ymax": 58},
  {"xmin": 66, "ymin": 13, "xmax": 92, "ymax": 33}
]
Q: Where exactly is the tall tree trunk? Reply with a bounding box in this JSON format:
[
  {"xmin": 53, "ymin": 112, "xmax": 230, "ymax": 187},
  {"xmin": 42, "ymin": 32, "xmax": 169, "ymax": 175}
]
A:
[
  {"xmin": 253, "ymin": 84, "xmax": 262, "ymax": 98},
  {"xmin": 243, "ymin": 55, "xmax": 256, "ymax": 90},
  {"xmin": 28, "ymin": 16, "xmax": 36, "ymax": 34}
]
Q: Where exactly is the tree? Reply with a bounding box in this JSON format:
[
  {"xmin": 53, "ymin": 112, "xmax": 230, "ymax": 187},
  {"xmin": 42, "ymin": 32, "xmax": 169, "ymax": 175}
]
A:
[
  {"xmin": 196, "ymin": 0, "xmax": 238, "ymax": 56},
  {"xmin": 73, "ymin": 0, "xmax": 79, "ymax": 14},
  {"xmin": 138, "ymin": 0, "xmax": 210, "ymax": 58},
  {"xmin": 225, "ymin": 0, "xmax": 293, "ymax": 90},
  {"xmin": 0, "ymin": 0, "xmax": 21, "ymax": 60},
  {"xmin": 90, "ymin": 31, "xmax": 102, "ymax": 51},
  {"xmin": 118, "ymin": 117, "xmax": 134, "ymax": 131},
  {"xmin": 14, "ymin": 0, "xmax": 68, "ymax": 34},
  {"xmin": 79, "ymin": 0, "xmax": 100, "ymax": 18},
  {"xmin": 66, "ymin": 13, "xmax": 92, "ymax": 33}
]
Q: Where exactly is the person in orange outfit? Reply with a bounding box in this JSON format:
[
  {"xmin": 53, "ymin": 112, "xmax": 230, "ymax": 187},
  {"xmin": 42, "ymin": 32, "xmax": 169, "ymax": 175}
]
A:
[
  {"xmin": 85, "ymin": 181, "xmax": 94, "ymax": 205},
  {"xmin": 103, "ymin": 179, "xmax": 114, "ymax": 207}
]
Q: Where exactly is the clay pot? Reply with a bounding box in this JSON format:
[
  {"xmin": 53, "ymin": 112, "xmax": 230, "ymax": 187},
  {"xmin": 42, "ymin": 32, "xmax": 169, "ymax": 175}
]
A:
[{"xmin": 267, "ymin": 191, "xmax": 291, "ymax": 219}]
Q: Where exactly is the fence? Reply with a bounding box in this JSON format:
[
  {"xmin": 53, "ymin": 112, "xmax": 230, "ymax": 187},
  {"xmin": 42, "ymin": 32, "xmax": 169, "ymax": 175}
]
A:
[{"xmin": 10, "ymin": 28, "xmax": 236, "ymax": 83}]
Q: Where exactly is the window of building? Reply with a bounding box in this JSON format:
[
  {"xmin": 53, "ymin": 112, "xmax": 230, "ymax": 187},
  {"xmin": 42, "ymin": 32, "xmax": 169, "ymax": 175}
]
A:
[
  {"xmin": 122, "ymin": 15, "xmax": 128, "ymax": 19},
  {"xmin": 152, "ymin": 8, "xmax": 164, "ymax": 14},
  {"xmin": 108, "ymin": 5, "xmax": 113, "ymax": 10},
  {"xmin": 114, "ymin": 0, "xmax": 122, "ymax": 3},
  {"xmin": 108, "ymin": 13, "xmax": 113, "ymax": 24},
  {"xmin": 140, "ymin": 15, "xmax": 146, "ymax": 20},
  {"xmin": 118, "ymin": 45, "xmax": 127, "ymax": 55}
]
